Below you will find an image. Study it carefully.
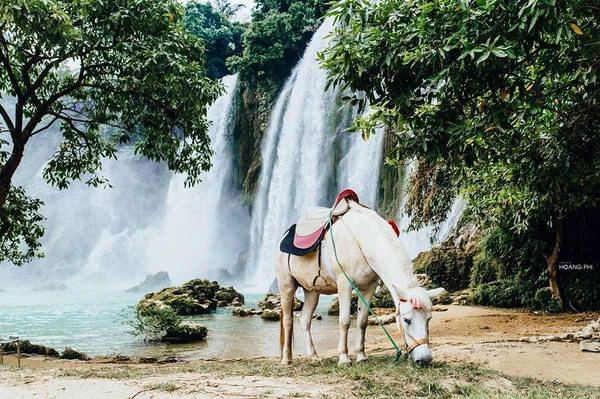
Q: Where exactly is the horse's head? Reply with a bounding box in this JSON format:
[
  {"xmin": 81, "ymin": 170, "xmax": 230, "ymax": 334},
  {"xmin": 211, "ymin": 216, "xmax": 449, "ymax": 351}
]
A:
[{"xmin": 392, "ymin": 285, "xmax": 445, "ymax": 365}]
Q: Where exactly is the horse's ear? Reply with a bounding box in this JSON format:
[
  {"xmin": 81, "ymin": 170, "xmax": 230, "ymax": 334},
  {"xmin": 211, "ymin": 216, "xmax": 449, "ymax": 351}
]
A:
[
  {"xmin": 426, "ymin": 287, "xmax": 446, "ymax": 298},
  {"xmin": 392, "ymin": 284, "xmax": 408, "ymax": 300}
]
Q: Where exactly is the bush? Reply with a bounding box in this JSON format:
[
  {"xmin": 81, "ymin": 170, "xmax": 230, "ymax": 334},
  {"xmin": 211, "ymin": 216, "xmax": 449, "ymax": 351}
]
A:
[
  {"xmin": 469, "ymin": 251, "xmax": 499, "ymax": 287},
  {"xmin": 471, "ymin": 279, "xmax": 521, "ymax": 308},
  {"xmin": 371, "ymin": 286, "xmax": 394, "ymax": 308},
  {"xmin": 413, "ymin": 244, "xmax": 472, "ymax": 293},
  {"xmin": 128, "ymin": 306, "xmax": 182, "ymax": 342}
]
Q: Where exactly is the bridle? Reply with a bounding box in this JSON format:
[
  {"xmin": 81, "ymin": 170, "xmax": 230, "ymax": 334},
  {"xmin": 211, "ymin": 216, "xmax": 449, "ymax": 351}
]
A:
[{"xmin": 395, "ymin": 299, "xmax": 430, "ymax": 354}]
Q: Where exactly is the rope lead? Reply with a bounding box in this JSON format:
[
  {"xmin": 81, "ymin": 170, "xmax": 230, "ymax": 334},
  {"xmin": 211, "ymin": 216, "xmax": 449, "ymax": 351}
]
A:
[{"xmin": 327, "ymin": 212, "xmax": 404, "ymax": 361}]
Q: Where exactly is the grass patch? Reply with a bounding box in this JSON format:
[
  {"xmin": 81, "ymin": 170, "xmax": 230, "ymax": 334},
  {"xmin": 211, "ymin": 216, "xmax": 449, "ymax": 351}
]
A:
[
  {"xmin": 54, "ymin": 356, "xmax": 600, "ymax": 398},
  {"xmin": 144, "ymin": 382, "xmax": 179, "ymax": 392}
]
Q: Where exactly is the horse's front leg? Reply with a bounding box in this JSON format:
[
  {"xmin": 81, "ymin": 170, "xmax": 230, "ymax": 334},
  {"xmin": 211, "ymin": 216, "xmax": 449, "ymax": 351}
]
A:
[
  {"xmin": 300, "ymin": 288, "xmax": 320, "ymax": 358},
  {"xmin": 336, "ymin": 278, "xmax": 353, "ymax": 366},
  {"xmin": 356, "ymin": 281, "xmax": 377, "ymax": 363}
]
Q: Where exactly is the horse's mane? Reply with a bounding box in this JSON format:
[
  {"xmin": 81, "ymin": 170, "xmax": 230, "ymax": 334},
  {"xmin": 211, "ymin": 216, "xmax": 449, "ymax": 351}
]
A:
[{"xmin": 347, "ymin": 201, "xmax": 433, "ymax": 310}]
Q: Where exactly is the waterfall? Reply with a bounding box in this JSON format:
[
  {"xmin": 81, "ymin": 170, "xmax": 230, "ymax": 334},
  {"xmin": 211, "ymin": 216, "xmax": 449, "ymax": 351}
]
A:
[
  {"xmin": 245, "ymin": 19, "xmax": 386, "ymax": 291},
  {"xmin": 0, "ymin": 75, "xmax": 247, "ymax": 289},
  {"xmin": 143, "ymin": 75, "xmax": 249, "ymax": 284},
  {"xmin": 396, "ymin": 162, "xmax": 466, "ymax": 260}
]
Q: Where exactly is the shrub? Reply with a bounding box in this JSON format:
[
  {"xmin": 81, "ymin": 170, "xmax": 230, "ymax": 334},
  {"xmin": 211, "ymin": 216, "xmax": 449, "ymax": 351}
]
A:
[
  {"xmin": 371, "ymin": 286, "xmax": 394, "ymax": 308},
  {"xmin": 128, "ymin": 306, "xmax": 183, "ymax": 342},
  {"xmin": 413, "ymin": 244, "xmax": 472, "ymax": 293},
  {"xmin": 471, "ymin": 279, "xmax": 521, "ymax": 308}
]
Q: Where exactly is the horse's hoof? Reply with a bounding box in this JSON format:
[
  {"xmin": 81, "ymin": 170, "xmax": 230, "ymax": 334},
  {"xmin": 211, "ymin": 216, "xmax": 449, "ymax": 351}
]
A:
[
  {"xmin": 281, "ymin": 358, "xmax": 291, "ymax": 366},
  {"xmin": 356, "ymin": 356, "xmax": 368, "ymax": 364},
  {"xmin": 337, "ymin": 358, "xmax": 352, "ymax": 367}
]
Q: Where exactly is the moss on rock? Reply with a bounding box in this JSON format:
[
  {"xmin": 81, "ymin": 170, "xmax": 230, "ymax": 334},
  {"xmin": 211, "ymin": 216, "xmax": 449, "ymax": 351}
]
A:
[
  {"xmin": 138, "ymin": 279, "xmax": 243, "ymax": 316},
  {"xmin": 260, "ymin": 309, "xmax": 280, "ymax": 321},
  {"xmin": 163, "ymin": 321, "xmax": 208, "ymax": 343}
]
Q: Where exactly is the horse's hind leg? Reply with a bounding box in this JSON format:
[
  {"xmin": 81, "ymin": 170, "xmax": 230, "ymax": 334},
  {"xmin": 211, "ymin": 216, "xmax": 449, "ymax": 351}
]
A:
[
  {"xmin": 277, "ymin": 254, "xmax": 298, "ymax": 365},
  {"xmin": 300, "ymin": 288, "xmax": 319, "ymax": 358},
  {"xmin": 336, "ymin": 277, "xmax": 353, "ymax": 366},
  {"xmin": 356, "ymin": 281, "xmax": 377, "ymax": 363}
]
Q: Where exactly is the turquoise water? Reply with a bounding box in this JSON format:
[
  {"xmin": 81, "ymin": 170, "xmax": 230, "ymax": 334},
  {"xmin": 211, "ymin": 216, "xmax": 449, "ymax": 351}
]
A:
[{"xmin": 0, "ymin": 290, "xmax": 338, "ymax": 358}]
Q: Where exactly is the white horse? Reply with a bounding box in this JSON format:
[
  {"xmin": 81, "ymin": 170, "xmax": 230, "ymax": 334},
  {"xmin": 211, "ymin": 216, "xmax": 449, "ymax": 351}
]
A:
[{"xmin": 276, "ymin": 201, "xmax": 445, "ymax": 366}]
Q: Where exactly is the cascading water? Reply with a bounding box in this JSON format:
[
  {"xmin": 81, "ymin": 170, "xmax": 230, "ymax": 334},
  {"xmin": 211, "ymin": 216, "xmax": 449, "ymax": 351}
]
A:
[
  {"xmin": 245, "ymin": 19, "xmax": 386, "ymax": 291},
  {"xmin": 395, "ymin": 162, "xmax": 466, "ymax": 259},
  {"xmin": 0, "ymin": 75, "xmax": 247, "ymax": 289},
  {"xmin": 144, "ymin": 75, "xmax": 249, "ymax": 284}
]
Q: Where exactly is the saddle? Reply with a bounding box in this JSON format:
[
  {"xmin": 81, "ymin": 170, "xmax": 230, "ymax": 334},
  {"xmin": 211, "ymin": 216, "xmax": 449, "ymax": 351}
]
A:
[{"xmin": 280, "ymin": 189, "xmax": 359, "ymax": 256}]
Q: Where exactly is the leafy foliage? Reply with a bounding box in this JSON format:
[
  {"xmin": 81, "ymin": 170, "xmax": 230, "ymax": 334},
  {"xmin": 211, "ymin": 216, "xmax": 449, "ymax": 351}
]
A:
[
  {"xmin": 322, "ymin": 0, "xmax": 600, "ymax": 307},
  {"xmin": 184, "ymin": 0, "xmax": 244, "ymax": 79},
  {"xmin": 126, "ymin": 305, "xmax": 183, "ymax": 342},
  {"xmin": 228, "ymin": 0, "xmax": 326, "ymax": 89},
  {"xmin": 0, "ymin": 0, "xmax": 222, "ymax": 264}
]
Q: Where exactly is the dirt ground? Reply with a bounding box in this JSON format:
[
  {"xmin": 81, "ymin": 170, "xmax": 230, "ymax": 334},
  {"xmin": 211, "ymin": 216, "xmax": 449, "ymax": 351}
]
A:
[
  {"xmin": 1, "ymin": 305, "xmax": 599, "ymax": 398},
  {"xmin": 366, "ymin": 305, "xmax": 600, "ymax": 386}
]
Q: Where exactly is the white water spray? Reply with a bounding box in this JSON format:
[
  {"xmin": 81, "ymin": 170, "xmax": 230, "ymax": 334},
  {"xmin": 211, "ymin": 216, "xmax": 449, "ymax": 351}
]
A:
[{"xmin": 245, "ymin": 19, "xmax": 386, "ymax": 291}]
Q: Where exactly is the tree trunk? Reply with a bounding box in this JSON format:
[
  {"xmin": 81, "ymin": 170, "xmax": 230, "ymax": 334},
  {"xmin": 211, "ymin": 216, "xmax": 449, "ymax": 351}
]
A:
[
  {"xmin": 0, "ymin": 136, "xmax": 27, "ymax": 235},
  {"xmin": 546, "ymin": 220, "xmax": 563, "ymax": 309}
]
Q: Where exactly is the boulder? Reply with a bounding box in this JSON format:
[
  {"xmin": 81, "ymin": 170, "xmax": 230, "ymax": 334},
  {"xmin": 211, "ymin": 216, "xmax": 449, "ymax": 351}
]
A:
[
  {"xmin": 0, "ymin": 340, "xmax": 59, "ymax": 357},
  {"xmin": 214, "ymin": 286, "xmax": 245, "ymax": 306},
  {"xmin": 261, "ymin": 309, "xmax": 280, "ymax": 321},
  {"xmin": 137, "ymin": 279, "xmax": 243, "ymax": 316},
  {"xmin": 231, "ymin": 306, "xmax": 254, "ymax": 317},
  {"xmin": 162, "ymin": 321, "xmax": 207, "ymax": 343},
  {"xmin": 368, "ymin": 312, "xmax": 396, "ymax": 325},
  {"xmin": 61, "ymin": 347, "xmax": 89, "ymax": 360},
  {"xmin": 126, "ymin": 271, "xmax": 171, "ymax": 293},
  {"xmin": 257, "ymin": 293, "xmax": 302, "ymax": 312}
]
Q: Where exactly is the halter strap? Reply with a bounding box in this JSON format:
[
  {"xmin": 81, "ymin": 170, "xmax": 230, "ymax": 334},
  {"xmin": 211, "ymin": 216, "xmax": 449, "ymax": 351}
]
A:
[{"xmin": 395, "ymin": 301, "xmax": 430, "ymax": 353}]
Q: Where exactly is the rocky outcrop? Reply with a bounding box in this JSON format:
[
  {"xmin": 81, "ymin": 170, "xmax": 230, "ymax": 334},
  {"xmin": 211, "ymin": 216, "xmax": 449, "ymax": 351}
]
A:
[
  {"xmin": 61, "ymin": 347, "xmax": 89, "ymax": 360},
  {"xmin": 231, "ymin": 293, "xmax": 303, "ymax": 321},
  {"xmin": 138, "ymin": 279, "xmax": 244, "ymax": 316},
  {"xmin": 231, "ymin": 84, "xmax": 279, "ymax": 202},
  {"xmin": 162, "ymin": 321, "xmax": 208, "ymax": 343},
  {"xmin": 126, "ymin": 271, "xmax": 171, "ymax": 293},
  {"xmin": 0, "ymin": 340, "xmax": 59, "ymax": 357}
]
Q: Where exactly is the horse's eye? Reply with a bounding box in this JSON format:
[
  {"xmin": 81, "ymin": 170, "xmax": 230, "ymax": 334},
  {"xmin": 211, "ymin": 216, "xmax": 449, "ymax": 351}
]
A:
[{"xmin": 403, "ymin": 318, "xmax": 411, "ymax": 325}]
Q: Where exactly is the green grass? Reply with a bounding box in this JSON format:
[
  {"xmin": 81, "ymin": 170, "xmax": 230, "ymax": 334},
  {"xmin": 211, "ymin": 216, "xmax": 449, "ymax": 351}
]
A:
[{"xmin": 55, "ymin": 356, "xmax": 600, "ymax": 398}]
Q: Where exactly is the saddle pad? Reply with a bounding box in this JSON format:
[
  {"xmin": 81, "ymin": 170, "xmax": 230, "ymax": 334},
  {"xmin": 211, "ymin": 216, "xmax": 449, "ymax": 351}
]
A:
[{"xmin": 280, "ymin": 224, "xmax": 323, "ymax": 256}]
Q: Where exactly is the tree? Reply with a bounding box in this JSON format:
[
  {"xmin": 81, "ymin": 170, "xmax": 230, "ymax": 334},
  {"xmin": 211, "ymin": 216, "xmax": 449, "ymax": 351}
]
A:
[
  {"xmin": 0, "ymin": 0, "xmax": 222, "ymax": 265},
  {"xmin": 228, "ymin": 0, "xmax": 327, "ymax": 89},
  {"xmin": 184, "ymin": 0, "xmax": 244, "ymax": 80},
  {"xmin": 322, "ymin": 0, "xmax": 600, "ymax": 307}
]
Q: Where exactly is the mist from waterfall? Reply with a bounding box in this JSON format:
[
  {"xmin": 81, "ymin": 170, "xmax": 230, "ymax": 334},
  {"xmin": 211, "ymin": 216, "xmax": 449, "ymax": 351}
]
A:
[
  {"xmin": 0, "ymin": 75, "xmax": 247, "ymax": 289},
  {"xmin": 245, "ymin": 19, "xmax": 386, "ymax": 291},
  {"xmin": 144, "ymin": 75, "xmax": 249, "ymax": 284}
]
